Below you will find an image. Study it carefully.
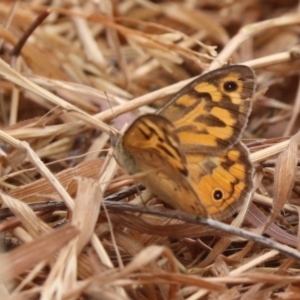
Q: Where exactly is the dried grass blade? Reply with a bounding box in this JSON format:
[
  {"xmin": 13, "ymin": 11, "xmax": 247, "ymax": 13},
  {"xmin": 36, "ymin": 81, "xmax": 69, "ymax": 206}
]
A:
[
  {"xmin": 0, "ymin": 58, "xmax": 112, "ymax": 133},
  {"xmin": 0, "ymin": 224, "xmax": 78, "ymax": 282},
  {"xmin": 209, "ymin": 14, "xmax": 300, "ymax": 70},
  {"xmin": 8, "ymin": 159, "xmax": 104, "ymax": 203},
  {"xmin": 163, "ymin": 4, "xmax": 229, "ymax": 45},
  {"xmin": 0, "ymin": 193, "xmax": 51, "ymax": 237},
  {"xmin": 247, "ymin": 203, "xmax": 297, "ymax": 247},
  {"xmin": 0, "ymin": 130, "xmax": 74, "ymax": 209},
  {"xmin": 72, "ymin": 177, "xmax": 102, "ymax": 253},
  {"xmin": 264, "ymin": 132, "xmax": 300, "ymax": 231}
]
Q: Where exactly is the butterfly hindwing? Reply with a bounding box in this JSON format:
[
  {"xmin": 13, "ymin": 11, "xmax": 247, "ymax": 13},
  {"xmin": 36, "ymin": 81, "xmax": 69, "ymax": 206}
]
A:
[{"xmin": 186, "ymin": 142, "xmax": 253, "ymax": 220}]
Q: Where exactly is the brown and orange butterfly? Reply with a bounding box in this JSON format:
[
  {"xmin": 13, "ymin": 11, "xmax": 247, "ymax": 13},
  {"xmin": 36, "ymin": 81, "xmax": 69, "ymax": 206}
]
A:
[{"xmin": 114, "ymin": 65, "xmax": 256, "ymax": 220}]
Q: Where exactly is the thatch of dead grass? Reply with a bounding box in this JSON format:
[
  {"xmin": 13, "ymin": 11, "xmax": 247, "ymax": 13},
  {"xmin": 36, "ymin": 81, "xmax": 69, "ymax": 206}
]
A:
[{"xmin": 1, "ymin": 1, "xmax": 300, "ymax": 299}]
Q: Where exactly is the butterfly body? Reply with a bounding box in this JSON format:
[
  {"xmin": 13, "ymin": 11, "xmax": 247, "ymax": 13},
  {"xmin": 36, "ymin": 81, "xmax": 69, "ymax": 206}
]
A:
[{"xmin": 114, "ymin": 65, "xmax": 256, "ymax": 220}]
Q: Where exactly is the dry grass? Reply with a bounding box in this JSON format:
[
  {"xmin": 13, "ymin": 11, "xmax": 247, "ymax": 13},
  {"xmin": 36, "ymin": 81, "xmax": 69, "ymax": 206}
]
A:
[{"xmin": 1, "ymin": 1, "xmax": 300, "ymax": 299}]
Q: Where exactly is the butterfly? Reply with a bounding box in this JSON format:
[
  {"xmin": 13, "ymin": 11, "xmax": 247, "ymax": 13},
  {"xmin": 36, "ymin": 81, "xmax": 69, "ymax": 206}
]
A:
[{"xmin": 114, "ymin": 65, "xmax": 256, "ymax": 220}]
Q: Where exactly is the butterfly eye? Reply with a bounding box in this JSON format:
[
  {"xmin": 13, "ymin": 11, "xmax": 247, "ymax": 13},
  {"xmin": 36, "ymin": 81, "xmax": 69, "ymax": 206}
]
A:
[
  {"xmin": 223, "ymin": 81, "xmax": 238, "ymax": 92},
  {"xmin": 213, "ymin": 189, "xmax": 223, "ymax": 201}
]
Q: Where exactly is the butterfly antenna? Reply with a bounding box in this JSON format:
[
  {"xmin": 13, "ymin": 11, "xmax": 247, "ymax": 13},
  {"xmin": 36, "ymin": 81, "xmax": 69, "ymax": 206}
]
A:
[
  {"xmin": 104, "ymin": 91, "xmax": 119, "ymax": 146},
  {"xmin": 105, "ymin": 91, "xmax": 115, "ymax": 119}
]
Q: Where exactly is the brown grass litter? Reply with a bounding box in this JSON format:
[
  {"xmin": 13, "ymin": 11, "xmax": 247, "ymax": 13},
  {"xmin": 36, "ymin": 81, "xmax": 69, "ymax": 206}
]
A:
[{"xmin": 1, "ymin": 1, "xmax": 300, "ymax": 299}]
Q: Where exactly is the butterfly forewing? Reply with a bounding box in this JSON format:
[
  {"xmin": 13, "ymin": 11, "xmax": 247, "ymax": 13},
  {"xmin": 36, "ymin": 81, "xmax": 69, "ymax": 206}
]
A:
[
  {"xmin": 114, "ymin": 114, "xmax": 209, "ymax": 217},
  {"xmin": 121, "ymin": 114, "xmax": 187, "ymax": 175},
  {"xmin": 158, "ymin": 65, "xmax": 256, "ymax": 155}
]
